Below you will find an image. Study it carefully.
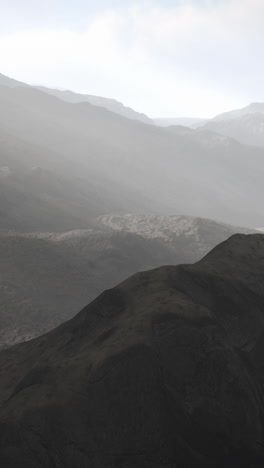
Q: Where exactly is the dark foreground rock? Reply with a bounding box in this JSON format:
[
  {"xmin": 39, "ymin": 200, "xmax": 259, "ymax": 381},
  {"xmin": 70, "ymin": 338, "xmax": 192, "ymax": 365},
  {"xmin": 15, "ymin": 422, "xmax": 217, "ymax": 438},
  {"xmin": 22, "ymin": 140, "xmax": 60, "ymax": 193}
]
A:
[{"xmin": 0, "ymin": 234, "xmax": 264, "ymax": 467}]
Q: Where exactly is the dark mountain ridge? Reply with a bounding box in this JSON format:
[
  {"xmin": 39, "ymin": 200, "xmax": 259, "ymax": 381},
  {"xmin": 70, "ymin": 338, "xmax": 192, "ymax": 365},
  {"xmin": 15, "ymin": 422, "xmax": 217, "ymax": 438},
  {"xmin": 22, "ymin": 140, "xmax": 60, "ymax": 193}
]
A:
[{"xmin": 0, "ymin": 234, "xmax": 264, "ymax": 467}]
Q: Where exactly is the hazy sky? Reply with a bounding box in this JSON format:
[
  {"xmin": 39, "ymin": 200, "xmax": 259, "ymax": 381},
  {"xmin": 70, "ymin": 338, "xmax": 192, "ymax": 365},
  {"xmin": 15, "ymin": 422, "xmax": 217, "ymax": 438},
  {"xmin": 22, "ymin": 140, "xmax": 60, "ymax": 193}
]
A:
[{"xmin": 0, "ymin": 0, "xmax": 264, "ymax": 117}]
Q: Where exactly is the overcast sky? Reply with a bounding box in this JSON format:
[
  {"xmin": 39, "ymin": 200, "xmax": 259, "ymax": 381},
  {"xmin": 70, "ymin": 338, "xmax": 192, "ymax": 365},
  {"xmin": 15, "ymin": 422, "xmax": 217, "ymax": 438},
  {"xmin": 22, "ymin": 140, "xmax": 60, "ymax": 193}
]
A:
[{"xmin": 0, "ymin": 0, "xmax": 264, "ymax": 118}]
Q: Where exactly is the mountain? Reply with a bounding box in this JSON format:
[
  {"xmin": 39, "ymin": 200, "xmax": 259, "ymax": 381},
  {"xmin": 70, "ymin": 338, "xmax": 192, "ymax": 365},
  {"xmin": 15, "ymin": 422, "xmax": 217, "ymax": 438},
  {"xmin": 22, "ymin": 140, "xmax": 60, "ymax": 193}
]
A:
[
  {"xmin": 0, "ymin": 155, "xmax": 98, "ymax": 232},
  {"xmin": 0, "ymin": 98, "xmax": 157, "ymax": 232},
  {"xmin": 0, "ymin": 228, "xmax": 174, "ymax": 348},
  {"xmin": 155, "ymin": 117, "xmax": 208, "ymax": 128},
  {"xmin": 0, "ymin": 72, "xmax": 153, "ymax": 124},
  {"xmin": 1, "ymin": 84, "xmax": 264, "ymax": 228},
  {"xmin": 0, "ymin": 72, "xmax": 30, "ymax": 88},
  {"xmin": 213, "ymin": 102, "xmax": 264, "ymax": 121},
  {"xmin": 0, "ymin": 234, "xmax": 264, "ymax": 467},
  {"xmin": 0, "ymin": 215, "xmax": 255, "ymax": 349},
  {"xmin": 36, "ymin": 86, "xmax": 154, "ymax": 124},
  {"xmin": 203, "ymin": 103, "xmax": 264, "ymax": 147}
]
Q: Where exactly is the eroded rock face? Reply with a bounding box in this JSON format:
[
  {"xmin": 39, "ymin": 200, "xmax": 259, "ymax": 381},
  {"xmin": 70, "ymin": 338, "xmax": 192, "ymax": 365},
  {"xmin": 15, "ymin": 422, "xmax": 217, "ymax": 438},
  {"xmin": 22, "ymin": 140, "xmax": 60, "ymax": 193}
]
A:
[{"xmin": 0, "ymin": 234, "xmax": 264, "ymax": 467}]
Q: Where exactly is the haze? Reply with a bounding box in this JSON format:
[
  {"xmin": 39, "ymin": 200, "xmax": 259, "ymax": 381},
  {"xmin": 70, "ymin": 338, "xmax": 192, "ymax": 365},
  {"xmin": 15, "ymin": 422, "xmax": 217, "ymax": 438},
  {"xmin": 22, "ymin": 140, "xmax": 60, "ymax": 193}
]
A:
[
  {"xmin": 1, "ymin": 0, "xmax": 264, "ymax": 117},
  {"xmin": 1, "ymin": 2, "xmax": 264, "ymax": 465}
]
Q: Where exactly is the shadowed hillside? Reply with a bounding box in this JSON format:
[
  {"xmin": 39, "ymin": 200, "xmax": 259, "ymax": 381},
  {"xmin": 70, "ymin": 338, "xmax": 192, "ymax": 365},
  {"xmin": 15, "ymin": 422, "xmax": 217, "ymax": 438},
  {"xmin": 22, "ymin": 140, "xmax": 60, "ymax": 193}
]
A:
[{"xmin": 0, "ymin": 234, "xmax": 264, "ymax": 467}]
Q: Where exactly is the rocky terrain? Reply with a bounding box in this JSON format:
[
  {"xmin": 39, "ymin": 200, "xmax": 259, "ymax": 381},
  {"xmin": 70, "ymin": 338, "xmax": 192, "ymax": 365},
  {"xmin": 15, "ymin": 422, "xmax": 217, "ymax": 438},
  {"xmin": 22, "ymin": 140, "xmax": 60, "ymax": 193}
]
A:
[
  {"xmin": 0, "ymin": 216, "xmax": 254, "ymax": 349},
  {"xmin": 98, "ymin": 213, "xmax": 254, "ymax": 254},
  {"xmin": 0, "ymin": 234, "xmax": 263, "ymax": 467}
]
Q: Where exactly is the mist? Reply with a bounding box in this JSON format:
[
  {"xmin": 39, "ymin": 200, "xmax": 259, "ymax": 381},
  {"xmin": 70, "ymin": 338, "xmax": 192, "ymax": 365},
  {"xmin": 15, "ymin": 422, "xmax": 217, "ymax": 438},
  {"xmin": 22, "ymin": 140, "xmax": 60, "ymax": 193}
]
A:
[{"xmin": 0, "ymin": 2, "xmax": 264, "ymax": 467}]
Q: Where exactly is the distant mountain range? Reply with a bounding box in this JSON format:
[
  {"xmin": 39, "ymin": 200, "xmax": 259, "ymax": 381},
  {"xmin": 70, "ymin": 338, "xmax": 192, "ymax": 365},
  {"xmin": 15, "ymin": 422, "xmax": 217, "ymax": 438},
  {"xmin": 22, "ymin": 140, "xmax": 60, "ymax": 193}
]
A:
[
  {"xmin": 1, "ymin": 73, "xmax": 264, "ymax": 228},
  {"xmin": 203, "ymin": 104, "xmax": 264, "ymax": 147},
  {"xmin": 212, "ymin": 102, "xmax": 264, "ymax": 121},
  {"xmin": 0, "ymin": 72, "xmax": 153, "ymax": 125},
  {"xmin": 155, "ymin": 117, "xmax": 209, "ymax": 128},
  {"xmin": 4, "ymin": 71, "xmax": 264, "ymax": 149},
  {"xmin": 35, "ymin": 85, "xmax": 154, "ymax": 124},
  {"xmin": 155, "ymin": 102, "xmax": 264, "ymax": 148},
  {"xmin": 0, "ymin": 215, "xmax": 255, "ymax": 348},
  {"xmin": 0, "ymin": 233, "xmax": 264, "ymax": 467}
]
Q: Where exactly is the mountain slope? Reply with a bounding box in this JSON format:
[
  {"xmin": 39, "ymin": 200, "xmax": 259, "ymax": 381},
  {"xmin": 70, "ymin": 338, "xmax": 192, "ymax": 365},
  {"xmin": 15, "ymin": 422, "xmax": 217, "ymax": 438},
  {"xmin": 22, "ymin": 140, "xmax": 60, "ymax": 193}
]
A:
[
  {"xmin": 0, "ymin": 234, "xmax": 264, "ymax": 467},
  {"xmin": 203, "ymin": 103, "xmax": 264, "ymax": 147},
  {"xmin": 1, "ymin": 84, "xmax": 264, "ymax": 227},
  {"xmin": 36, "ymin": 85, "xmax": 154, "ymax": 124},
  {"xmin": 0, "ymin": 228, "xmax": 174, "ymax": 348},
  {"xmin": 0, "ymin": 107, "xmax": 157, "ymax": 231},
  {"xmin": 98, "ymin": 213, "xmax": 254, "ymax": 259},
  {"xmin": 0, "ymin": 72, "xmax": 30, "ymax": 88},
  {"xmin": 0, "ymin": 216, "xmax": 254, "ymax": 348},
  {"xmin": 0, "ymin": 72, "xmax": 153, "ymax": 124},
  {"xmin": 213, "ymin": 102, "xmax": 264, "ymax": 121}
]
